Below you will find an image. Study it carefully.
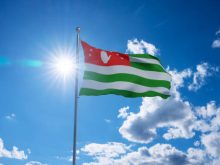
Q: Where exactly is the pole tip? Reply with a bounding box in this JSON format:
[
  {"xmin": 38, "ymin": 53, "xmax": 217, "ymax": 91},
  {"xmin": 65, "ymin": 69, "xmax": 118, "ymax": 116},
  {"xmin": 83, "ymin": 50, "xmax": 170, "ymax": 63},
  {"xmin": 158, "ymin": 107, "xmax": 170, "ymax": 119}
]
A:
[{"xmin": 76, "ymin": 27, "xmax": 80, "ymax": 32}]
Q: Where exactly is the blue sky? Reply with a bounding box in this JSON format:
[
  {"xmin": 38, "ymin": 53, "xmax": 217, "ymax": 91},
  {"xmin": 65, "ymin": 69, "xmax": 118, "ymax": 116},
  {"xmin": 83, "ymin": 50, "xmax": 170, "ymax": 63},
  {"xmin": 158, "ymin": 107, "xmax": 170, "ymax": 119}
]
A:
[{"xmin": 0, "ymin": 0, "xmax": 220, "ymax": 165}]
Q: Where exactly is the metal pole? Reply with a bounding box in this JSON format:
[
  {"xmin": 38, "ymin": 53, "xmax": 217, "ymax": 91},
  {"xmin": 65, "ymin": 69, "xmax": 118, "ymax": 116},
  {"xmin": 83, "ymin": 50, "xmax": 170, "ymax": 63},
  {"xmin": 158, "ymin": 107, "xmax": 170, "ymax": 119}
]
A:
[{"xmin": 73, "ymin": 27, "xmax": 80, "ymax": 165}]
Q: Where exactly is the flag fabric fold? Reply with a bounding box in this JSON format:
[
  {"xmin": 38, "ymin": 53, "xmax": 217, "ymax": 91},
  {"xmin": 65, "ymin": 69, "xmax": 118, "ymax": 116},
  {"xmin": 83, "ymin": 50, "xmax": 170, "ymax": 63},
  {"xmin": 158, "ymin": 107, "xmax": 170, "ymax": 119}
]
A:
[{"xmin": 80, "ymin": 41, "xmax": 171, "ymax": 99}]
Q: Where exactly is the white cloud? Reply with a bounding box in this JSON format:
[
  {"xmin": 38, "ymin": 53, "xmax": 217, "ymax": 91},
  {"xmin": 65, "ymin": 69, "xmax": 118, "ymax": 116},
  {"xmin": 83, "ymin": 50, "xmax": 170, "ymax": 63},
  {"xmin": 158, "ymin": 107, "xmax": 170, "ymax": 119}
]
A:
[
  {"xmin": 212, "ymin": 39, "xmax": 220, "ymax": 48},
  {"xmin": 81, "ymin": 38, "xmax": 220, "ymax": 164},
  {"xmin": 148, "ymin": 144, "xmax": 188, "ymax": 164},
  {"xmin": 211, "ymin": 110, "xmax": 220, "ymax": 131},
  {"xmin": 81, "ymin": 142, "xmax": 131, "ymax": 159},
  {"xmin": 168, "ymin": 68, "xmax": 192, "ymax": 89},
  {"xmin": 0, "ymin": 138, "xmax": 27, "ymax": 160},
  {"xmin": 80, "ymin": 62, "xmax": 220, "ymax": 164},
  {"xmin": 215, "ymin": 29, "xmax": 220, "ymax": 35},
  {"xmin": 167, "ymin": 62, "xmax": 218, "ymax": 93},
  {"xmin": 193, "ymin": 141, "xmax": 200, "ymax": 147},
  {"xmin": 168, "ymin": 68, "xmax": 192, "ymax": 99},
  {"xmin": 194, "ymin": 101, "xmax": 220, "ymax": 133},
  {"xmin": 5, "ymin": 113, "xmax": 16, "ymax": 120},
  {"xmin": 117, "ymin": 106, "xmax": 129, "ymax": 119},
  {"xmin": 201, "ymin": 132, "xmax": 220, "ymax": 158},
  {"xmin": 188, "ymin": 63, "xmax": 219, "ymax": 91},
  {"xmin": 195, "ymin": 101, "xmax": 217, "ymax": 119},
  {"xmin": 195, "ymin": 119, "xmax": 211, "ymax": 133},
  {"xmin": 104, "ymin": 119, "xmax": 111, "ymax": 123},
  {"xmin": 213, "ymin": 158, "xmax": 220, "ymax": 165},
  {"xmin": 81, "ymin": 143, "xmax": 205, "ymax": 165},
  {"xmin": 212, "ymin": 29, "xmax": 220, "ymax": 48},
  {"xmin": 25, "ymin": 161, "xmax": 48, "ymax": 165},
  {"xmin": 118, "ymin": 63, "xmax": 219, "ymax": 144},
  {"xmin": 118, "ymin": 67, "xmax": 196, "ymax": 143},
  {"xmin": 119, "ymin": 96, "xmax": 195, "ymax": 143},
  {"xmin": 187, "ymin": 148, "xmax": 206, "ymax": 164},
  {"xmin": 126, "ymin": 39, "xmax": 158, "ymax": 55},
  {"xmin": 117, "ymin": 62, "xmax": 218, "ymax": 144},
  {"xmin": 193, "ymin": 101, "xmax": 220, "ymax": 162}
]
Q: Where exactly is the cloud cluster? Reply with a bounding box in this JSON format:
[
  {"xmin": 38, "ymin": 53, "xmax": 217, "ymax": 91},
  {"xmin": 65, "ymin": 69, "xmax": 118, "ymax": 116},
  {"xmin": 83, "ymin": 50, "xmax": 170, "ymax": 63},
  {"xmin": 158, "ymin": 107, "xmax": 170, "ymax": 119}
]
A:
[
  {"xmin": 81, "ymin": 64, "xmax": 220, "ymax": 163},
  {"xmin": 0, "ymin": 138, "xmax": 27, "ymax": 160},
  {"xmin": 127, "ymin": 39, "xmax": 218, "ymax": 93},
  {"xmin": 194, "ymin": 101, "xmax": 220, "ymax": 133},
  {"xmin": 81, "ymin": 68, "xmax": 219, "ymax": 164},
  {"xmin": 80, "ymin": 39, "xmax": 220, "ymax": 165},
  {"xmin": 126, "ymin": 39, "xmax": 158, "ymax": 55},
  {"xmin": 81, "ymin": 142, "xmax": 131, "ymax": 159},
  {"xmin": 195, "ymin": 101, "xmax": 220, "ymax": 161},
  {"xmin": 118, "ymin": 67, "xmax": 196, "ymax": 143},
  {"xmin": 0, "ymin": 137, "xmax": 47, "ymax": 164},
  {"xmin": 169, "ymin": 62, "xmax": 218, "ymax": 92},
  {"xmin": 195, "ymin": 101, "xmax": 218, "ymax": 119},
  {"xmin": 188, "ymin": 63, "xmax": 219, "ymax": 91},
  {"xmin": 201, "ymin": 132, "xmax": 220, "ymax": 158},
  {"xmin": 119, "ymin": 98, "xmax": 195, "ymax": 143},
  {"xmin": 81, "ymin": 142, "xmax": 205, "ymax": 165},
  {"xmin": 117, "ymin": 106, "xmax": 130, "ymax": 119}
]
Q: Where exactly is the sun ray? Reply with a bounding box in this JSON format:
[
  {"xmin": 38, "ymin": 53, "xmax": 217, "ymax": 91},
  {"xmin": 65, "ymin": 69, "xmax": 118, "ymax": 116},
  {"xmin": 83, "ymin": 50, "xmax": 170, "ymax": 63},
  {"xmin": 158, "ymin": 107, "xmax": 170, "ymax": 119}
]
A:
[{"xmin": 45, "ymin": 46, "xmax": 76, "ymax": 87}]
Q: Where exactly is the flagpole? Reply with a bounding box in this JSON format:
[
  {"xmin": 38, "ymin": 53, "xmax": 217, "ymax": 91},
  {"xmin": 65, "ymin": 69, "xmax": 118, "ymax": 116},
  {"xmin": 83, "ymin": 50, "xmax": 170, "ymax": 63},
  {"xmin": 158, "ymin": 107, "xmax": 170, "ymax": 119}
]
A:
[{"xmin": 73, "ymin": 27, "xmax": 80, "ymax": 165}]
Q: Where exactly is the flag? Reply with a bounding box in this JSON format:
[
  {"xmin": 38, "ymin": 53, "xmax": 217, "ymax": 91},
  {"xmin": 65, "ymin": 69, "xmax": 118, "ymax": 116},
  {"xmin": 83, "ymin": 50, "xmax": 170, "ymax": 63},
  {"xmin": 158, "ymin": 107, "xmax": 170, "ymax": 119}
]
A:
[{"xmin": 80, "ymin": 41, "xmax": 171, "ymax": 99}]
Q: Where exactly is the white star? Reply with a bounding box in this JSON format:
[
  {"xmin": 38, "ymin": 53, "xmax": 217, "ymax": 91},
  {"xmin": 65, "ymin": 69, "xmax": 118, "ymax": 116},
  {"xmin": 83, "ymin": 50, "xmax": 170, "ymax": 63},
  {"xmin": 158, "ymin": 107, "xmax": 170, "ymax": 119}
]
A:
[{"xmin": 89, "ymin": 48, "xmax": 93, "ymax": 52}]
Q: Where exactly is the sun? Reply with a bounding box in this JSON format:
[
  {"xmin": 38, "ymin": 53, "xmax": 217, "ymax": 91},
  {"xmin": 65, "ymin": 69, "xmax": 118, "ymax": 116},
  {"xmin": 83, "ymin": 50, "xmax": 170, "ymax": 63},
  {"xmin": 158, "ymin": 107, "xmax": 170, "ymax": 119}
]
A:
[
  {"xmin": 53, "ymin": 55, "xmax": 75, "ymax": 78},
  {"xmin": 46, "ymin": 46, "xmax": 77, "ymax": 85}
]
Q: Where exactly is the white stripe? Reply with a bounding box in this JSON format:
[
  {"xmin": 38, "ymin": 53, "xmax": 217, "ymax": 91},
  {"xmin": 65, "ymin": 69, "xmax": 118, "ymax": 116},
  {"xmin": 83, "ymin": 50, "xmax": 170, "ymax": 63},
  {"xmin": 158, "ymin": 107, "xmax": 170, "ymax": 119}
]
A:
[
  {"xmin": 85, "ymin": 64, "xmax": 171, "ymax": 81},
  {"xmin": 130, "ymin": 57, "xmax": 161, "ymax": 65},
  {"xmin": 81, "ymin": 80, "xmax": 170, "ymax": 95}
]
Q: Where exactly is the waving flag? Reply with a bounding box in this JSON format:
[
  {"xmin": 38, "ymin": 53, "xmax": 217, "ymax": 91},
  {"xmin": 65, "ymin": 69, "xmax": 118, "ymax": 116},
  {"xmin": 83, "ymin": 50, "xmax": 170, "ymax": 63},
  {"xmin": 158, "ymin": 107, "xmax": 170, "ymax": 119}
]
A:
[{"xmin": 80, "ymin": 41, "xmax": 171, "ymax": 99}]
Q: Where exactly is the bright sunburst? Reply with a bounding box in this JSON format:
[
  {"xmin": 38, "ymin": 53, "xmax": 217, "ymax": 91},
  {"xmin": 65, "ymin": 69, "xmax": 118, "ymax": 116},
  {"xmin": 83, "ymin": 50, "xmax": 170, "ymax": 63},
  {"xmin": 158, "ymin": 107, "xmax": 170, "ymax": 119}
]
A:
[
  {"xmin": 47, "ymin": 46, "xmax": 76, "ymax": 85},
  {"xmin": 53, "ymin": 55, "xmax": 75, "ymax": 78}
]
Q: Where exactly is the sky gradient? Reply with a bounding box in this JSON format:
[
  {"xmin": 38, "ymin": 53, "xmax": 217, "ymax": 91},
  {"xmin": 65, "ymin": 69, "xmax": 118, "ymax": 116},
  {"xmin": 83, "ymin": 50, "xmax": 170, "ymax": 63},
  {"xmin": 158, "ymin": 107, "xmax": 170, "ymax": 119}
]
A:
[{"xmin": 0, "ymin": 0, "xmax": 220, "ymax": 165}]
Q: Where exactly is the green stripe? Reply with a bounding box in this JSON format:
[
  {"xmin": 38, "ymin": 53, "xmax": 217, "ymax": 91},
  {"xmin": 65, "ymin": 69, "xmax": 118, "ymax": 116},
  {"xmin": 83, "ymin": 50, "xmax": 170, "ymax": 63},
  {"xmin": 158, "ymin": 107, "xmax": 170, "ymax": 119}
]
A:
[
  {"xmin": 80, "ymin": 88, "xmax": 170, "ymax": 99},
  {"xmin": 129, "ymin": 54, "xmax": 160, "ymax": 61},
  {"xmin": 83, "ymin": 71, "xmax": 171, "ymax": 89},
  {"xmin": 130, "ymin": 62, "xmax": 166, "ymax": 73}
]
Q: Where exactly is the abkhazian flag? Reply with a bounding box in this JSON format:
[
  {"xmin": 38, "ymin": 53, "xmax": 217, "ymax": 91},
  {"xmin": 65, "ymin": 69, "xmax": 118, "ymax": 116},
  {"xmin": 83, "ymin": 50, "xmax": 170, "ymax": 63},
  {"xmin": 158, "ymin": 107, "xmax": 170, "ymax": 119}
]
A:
[{"xmin": 80, "ymin": 41, "xmax": 171, "ymax": 99}]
